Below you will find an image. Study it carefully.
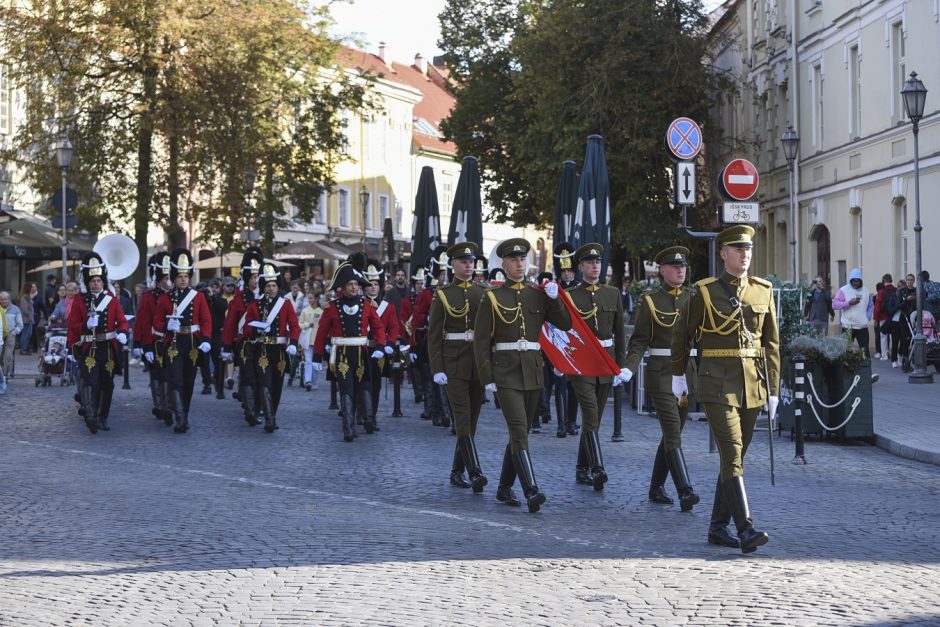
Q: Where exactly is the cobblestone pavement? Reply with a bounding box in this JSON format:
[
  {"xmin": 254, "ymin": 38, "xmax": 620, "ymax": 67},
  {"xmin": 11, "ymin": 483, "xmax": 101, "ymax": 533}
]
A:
[{"xmin": 1, "ymin": 367, "xmax": 939, "ymax": 626}]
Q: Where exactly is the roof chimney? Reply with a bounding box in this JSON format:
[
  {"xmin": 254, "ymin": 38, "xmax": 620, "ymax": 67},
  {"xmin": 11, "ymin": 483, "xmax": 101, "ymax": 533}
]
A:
[
  {"xmin": 414, "ymin": 53, "xmax": 426, "ymax": 76},
  {"xmin": 378, "ymin": 41, "xmax": 386, "ymax": 62}
]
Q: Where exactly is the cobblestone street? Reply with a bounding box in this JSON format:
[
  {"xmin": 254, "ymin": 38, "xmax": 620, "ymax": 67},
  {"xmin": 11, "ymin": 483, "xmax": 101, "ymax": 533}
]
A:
[{"xmin": 1, "ymin": 368, "xmax": 939, "ymax": 625}]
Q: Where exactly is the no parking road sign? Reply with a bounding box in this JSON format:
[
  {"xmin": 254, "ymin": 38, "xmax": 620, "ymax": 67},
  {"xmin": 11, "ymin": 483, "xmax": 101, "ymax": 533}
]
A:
[
  {"xmin": 719, "ymin": 158, "xmax": 759, "ymax": 201},
  {"xmin": 666, "ymin": 117, "xmax": 703, "ymax": 161}
]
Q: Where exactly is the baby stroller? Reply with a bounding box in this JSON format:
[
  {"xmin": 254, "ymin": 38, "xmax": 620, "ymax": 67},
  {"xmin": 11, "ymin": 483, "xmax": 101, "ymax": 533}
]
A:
[
  {"xmin": 35, "ymin": 329, "xmax": 73, "ymax": 387},
  {"xmin": 901, "ymin": 310, "xmax": 940, "ymax": 373}
]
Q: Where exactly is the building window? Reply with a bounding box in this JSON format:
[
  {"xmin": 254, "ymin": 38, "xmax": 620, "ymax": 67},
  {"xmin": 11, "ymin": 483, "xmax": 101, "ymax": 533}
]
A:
[
  {"xmin": 812, "ymin": 63, "xmax": 824, "ymax": 148},
  {"xmin": 378, "ymin": 194, "xmax": 389, "ymax": 225},
  {"xmin": 395, "ymin": 199, "xmax": 403, "ymax": 234},
  {"xmin": 891, "ymin": 22, "xmax": 905, "ymax": 123},
  {"xmin": 442, "ymin": 180, "xmax": 453, "ymax": 215},
  {"xmin": 849, "ymin": 45, "xmax": 861, "ymax": 139},
  {"xmin": 316, "ymin": 191, "xmax": 327, "ymax": 224},
  {"xmin": 338, "ymin": 188, "xmax": 350, "ymax": 227},
  {"xmin": 0, "ymin": 64, "xmax": 10, "ymax": 134}
]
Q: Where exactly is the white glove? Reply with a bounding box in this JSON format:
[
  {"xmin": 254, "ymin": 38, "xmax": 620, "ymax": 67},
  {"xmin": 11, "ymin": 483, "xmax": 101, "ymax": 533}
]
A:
[
  {"xmin": 221, "ymin": 351, "xmax": 233, "ymax": 362},
  {"xmin": 671, "ymin": 375, "xmax": 688, "ymax": 402},
  {"xmin": 132, "ymin": 348, "xmax": 143, "ymax": 359},
  {"xmin": 144, "ymin": 351, "xmax": 155, "ymax": 364},
  {"xmin": 286, "ymin": 345, "xmax": 297, "ymax": 357},
  {"xmin": 619, "ymin": 367, "xmax": 633, "ymax": 384},
  {"xmin": 399, "ymin": 344, "xmax": 410, "ymax": 353},
  {"xmin": 485, "ymin": 383, "xmax": 497, "ymax": 392},
  {"xmin": 262, "ymin": 324, "xmax": 272, "ymax": 334},
  {"xmin": 86, "ymin": 316, "xmax": 99, "ymax": 330},
  {"xmin": 116, "ymin": 333, "xmax": 128, "ymax": 346},
  {"xmin": 410, "ymin": 352, "xmax": 417, "ymax": 363},
  {"xmin": 324, "ymin": 344, "xmax": 332, "ymax": 354},
  {"xmin": 433, "ymin": 372, "xmax": 448, "ymax": 385},
  {"xmin": 371, "ymin": 350, "xmax": 384, "ymax": 360},
  {"xmin": 384, "ymin": 345, "xmax": 394, "ymax": 355},
  {"xmin": 766, "ymin": 395, "xmax": 779, "ymax": 423},
  {"xmin": 198, "ymin": 341, "xmax": 211, "ymax": 353},
  {"xmin": 553, "ymin": 368, "xmax": 564, "ymax": 377},
  {"xmin": 544, "ymin": 281, "xmax": 559, "ymax": 299},
  {"xmin": 312, "ymin": 362, "xmax": 323, "ymax": 371},
  {"xmin": 167, "ymin": 318, "xmax": 181, "ymax": 333},
  {"xmin": 612, "ymin": 375, "xmax": 622, "ymax": 388}
]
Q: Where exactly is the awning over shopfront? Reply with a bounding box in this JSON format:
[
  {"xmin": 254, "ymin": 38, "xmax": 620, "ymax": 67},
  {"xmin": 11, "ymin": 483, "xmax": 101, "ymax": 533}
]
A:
[
  {"xmin": 273, "ymin": 239, "xmax": 352, "ymax": 260},
  {"xmin": 0, "ymin": 216, "xmax": 93, "ymax": 260}
]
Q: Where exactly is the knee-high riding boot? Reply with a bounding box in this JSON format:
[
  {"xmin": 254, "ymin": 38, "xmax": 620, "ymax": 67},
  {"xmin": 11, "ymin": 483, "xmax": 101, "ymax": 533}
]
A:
[
  {"xmin": 360, "ymin": 386, "xmax": 375, "ymax": 433},
  {"xmin": 584, "ymin": 430, "xmax": 608, "ymax": 491},
  {"xmin": 81, "ymin": 386, "xmax": 98, "ymax": 434},
  {"xmin": 722, "ymin": 476, "xmax": 769, "ymax": 553},
  {"xmin": 575, "ymin": 433, "xmax": 593, "ymax": 486},
  {"xmin": 495, "ymin": 444, "xmax": 520, "ymax": 506},
  {"xmin": 340, "ymin": 393, "xmax": 356, "ymax": 442},
  {"xmin": 512, "ymin": 449, "xmax": 546, "ymax": 513},
  {"xmin": 457, "ymin": 435, "xmax": 487, "ymax": 493},
  {"xmin": 261, "ymin": 387, "xmax": 277, "ymax": 433},
  {"xmin": 555, "ymin": 385, "xmax": 566, "ymax": 437},
  {"xmin": 449, "ymin": 445, "xmax": 470, "ymax": 488},
  {"xmin": 97, "ymin": 388, "xmax": 112, "ymax": 431},
  {"xmin": 150, "ymin": 379, "xmax": 162, "ymax": 419},
  {"xmin": 170, "ymin": 389, "xmax": 186, "ymax": 433},
  {"xmin": 241, "ymin": 385, "xmax": 259, "ymax": 426},
  {"xmin": 707, "ymin": 477, "xmax": 740, "ymax": 548},
  {"xmin": 648, "ymin": 441, "xmax": 673, "ymax": 504},
  {"xmin": 665, "ymin": 447, "xmax": 700, "ymax": 511}
]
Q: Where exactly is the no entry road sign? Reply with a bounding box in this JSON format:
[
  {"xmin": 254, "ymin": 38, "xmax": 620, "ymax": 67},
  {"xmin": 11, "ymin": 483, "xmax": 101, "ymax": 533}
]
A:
[
  {"xmin": 666, "ymin": 117, "xmax": 703, "ymax": 161},
  {"xmin": 719, "ymin": 158, "xmax": 759, "ymax": 201}
]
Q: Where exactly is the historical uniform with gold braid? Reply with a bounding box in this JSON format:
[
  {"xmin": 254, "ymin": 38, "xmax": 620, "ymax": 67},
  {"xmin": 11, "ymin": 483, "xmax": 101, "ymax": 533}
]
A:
[
  {"xmin": 429, "ymin": 242, "xmax": 488, "ymax": 492},
  {"xmin": 671, "ymin": 225, "xmax": 780, "ymax": 553},
  {"xmin": 135, "ymin": 252, "xmax": 172, "ymax": 425},
  {"xmin": 363, "ymin": 259, "xmax": 399, "ymax": 431},
  {"xmin": 549, "ymin": 242, "xmax": 577, "ymax": 438},
  {"xmin": 624, "ymin": 246, "xmax": 700, "ymax": 511},
  {"xmin": 473, "ymin": 238, "xmax": 571, "ymax": 512},
  {"xmin": 221, "ymin": 247, "xmax": 264, "ymax": 426},
  {"xmin": 565, "ymin": 243, "xmax": 625, "ymax": 491}
]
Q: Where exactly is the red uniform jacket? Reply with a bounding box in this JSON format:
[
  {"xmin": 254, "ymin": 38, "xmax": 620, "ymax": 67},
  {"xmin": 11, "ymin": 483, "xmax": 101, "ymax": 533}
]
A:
[
  {"xmin": 222, "ymin": 289, "xmax": 255, "ymax": 350},
  {"xmin": 67, "ymin": 290, "xmax": 130, "ymax": 350},
  {"xmin": 313, "ymin": 298, "xmax": 386, "ymax": 362},
  {"xmin": 399, "ymin": 292, "xmax": 417, "ymax": 343},
  {"xmin": 410, "ymin": 288, "xmax": 433, "ymax": 345},
  {"xmin": 153, "ymin": 288, "xmax": 212, "ymax": 343},
  {"xmin": 133, "ymin": 288, "xmax": 165, "ymax": 350},
  {"xmin": 369, "ymin": 298, "xmax": 400, "ymax": 349},
  {"xmin": 244, "ymin": 296, "xmax": 300, "ymax": 345}
]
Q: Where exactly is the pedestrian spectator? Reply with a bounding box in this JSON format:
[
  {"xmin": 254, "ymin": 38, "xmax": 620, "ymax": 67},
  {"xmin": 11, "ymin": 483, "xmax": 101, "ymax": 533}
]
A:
[
  {"xmin": 0, "ymin": 290, "xmax": 23, "ymax": 377},
  {"xmin": 29, "ymin": 281, "xmax": 45, "ymax": 352},
  {"xmin": 876, "ymin": 274, "xmax": 904, "ymax": 367},
  {"xmin": 17, "ymin": 283, "xmax": 35, "ymax": 355},
  {"xmin": 299, "ymin": 294, "xmax": 324, "ymax": 391},
  {"xmin": 873, "ymin": 282, "xmax": 887, "ymax": 358},
  {"xmin": 897, "ymin": 276, "xmax": 918, "ymax": 365},
  {"xmin": 921, "ymin": 270, "xmax": 940, "ymax": 321},
  {"xmin": 383, "ymin": 268, "xmax": 410, "ymax": 315},
  {"xmin": 833, "ymin": 268, "xmax": 872, "ymax": 357},
  {"xmin": 804, "ymin": 275, "xmax": 835, "ymax": 337},
  {"xmin": 44, "ymin": 273, "xmax": 59, "ymax": 313},
  {"xmin": 286, "ymin": 280, "xmax": 306, "ymax": 314},
  {"xmin": 48, "ymin": 283, "xmax": 74, "ymax": 329}
]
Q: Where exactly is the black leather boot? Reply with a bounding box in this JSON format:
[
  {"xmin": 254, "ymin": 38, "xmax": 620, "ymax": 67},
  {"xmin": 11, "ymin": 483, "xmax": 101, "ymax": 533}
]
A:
[
  {"xmin": 170, "ymin": 390, "xmax": 186, "ymax": 433},
  {"xmin": 495, "ymin": 444, "xmax": 520, "ymax": 506},
  {"xmin": 329, "ymin": 379, "xmax": 339, "ymax": 410},
  {"xmin": 708, "ymin": 477, "xmax": 740, "ymax": 548},
  {"xmin": 648, "ymin": 441, "xmax": 674, "ymax": 504},
  {"xmin": 421, "ymin": 377, "xmax": 434, "ymax": 421},
  {"xmin": 584, "ymin": 430, "xmax": 608, "ymax": 491},
  {"xmin": 150, "ymin": 379, "xmax": 162, "ymax": 419},
  {"xmin": 97, "ymin": 389, "xmax": 112, "ymax": 431},
  {"xmin": 360, "ymin": 387, "xmax": 376, "ymax": 434},
  {"xmin": 555, "ymin": 388, "xmax": 566, "ymax": 437},
  {"xmin": 449, "ymin": 446, "xmax": 471, "ymax": 488},
  {"xmin": 723, "ymin": 476, "xmax": 769, "ymax": 553},
  {"xmin": 81, "ymin": 386, "xmax": 98, "ymax": 434},
  {"xmin": 457, "ymin": 435, "xmax": 488, "ymax": 493},
  {"xmin": 438, "ymin": 386, "xmax": 452, "ymax": 428},
  {"xmin": 340, "ymin": 394, "xmax": 355, "ymax": 442},
  {"xmin": 261, "ymin": 388, "xmax": 277, "ymax": 433},
  {"xmin": 565, "ymin": 390, "xmax": 579, "ymax": 435},
  {"xmin": 159, "ymin": 382, "xmax": 172, "ymax": 425},
  {"xmin": 241, "ymin": 385, "xmax": 260, "ymax": 426},
  {"xmin": 665, "ymin": 447, "xmax": 700, "ymax": 512},
  {"xmin": 575, "ymin": 434, "xmax": 593, "ymax": 486},
  {"xmin": 513, "ymin": 449, "xmax": 546, "ymax": 513}
]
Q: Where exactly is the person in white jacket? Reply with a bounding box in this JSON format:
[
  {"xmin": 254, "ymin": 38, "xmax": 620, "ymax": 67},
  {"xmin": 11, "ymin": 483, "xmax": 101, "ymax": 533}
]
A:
[{"xmin": 833, "ymin": 268, "xmax": 873, "ymax": 357}]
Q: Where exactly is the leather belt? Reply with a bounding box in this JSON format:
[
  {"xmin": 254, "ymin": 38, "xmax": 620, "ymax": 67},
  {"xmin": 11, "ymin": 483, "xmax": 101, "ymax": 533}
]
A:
[
  {"xmin": 333, "ymin": 337, "xmax": 368, "ymax": 346},
  {"xmin": 175, "ymin": 324, "xmax": 200, "ymax": 335},
  {"xmin": 648, "ymin": 348, "xmax": 697, "ymax": 357},
  {"xmin": 494, "ymin": 340, "xmax": 541, "ymax": 351},
  {"xmin": 254, "ymin": 336, "xmax": 287, "ymax": 345},
  {"xmin": 445, "ymin": 331, "xmax": 474, "ymax": 342},
  {"xmin": 81, "ymin": 331, "xmax": 117, "ymax": 343},
  {"xmin": 598, "ymin": 338, "xmax": 613, "ymax": 348},
  {"xmin": 701, "ymin": 348, "xmax": 762, "ymax": 358}
]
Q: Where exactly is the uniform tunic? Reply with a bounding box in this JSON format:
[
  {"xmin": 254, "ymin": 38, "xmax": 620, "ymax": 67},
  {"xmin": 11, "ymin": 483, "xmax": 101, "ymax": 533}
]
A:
[
  {"xmin": 313, "ymin": 297, "xmax": 386, "ymax": 395},
  {"xmin": 153, "ymin": 287, "xmax": 212, "ymax": 411},
  {"xmin": 67, "ymin": 290, "xmax": 130, "ymax": 395},
  {"xmin": 244, "ymin": 295, "xmax": 300, "ymax": 413},
  {"xmin": 135, "ymin": 287, "xmax": 167, "ymax": 377}
]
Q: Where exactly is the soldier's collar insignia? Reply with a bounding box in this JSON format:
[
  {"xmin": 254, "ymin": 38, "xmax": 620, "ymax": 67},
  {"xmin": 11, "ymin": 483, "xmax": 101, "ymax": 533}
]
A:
[{"xmin": 509, "ymin": 281, "xmax": 525, "ymax": 290}]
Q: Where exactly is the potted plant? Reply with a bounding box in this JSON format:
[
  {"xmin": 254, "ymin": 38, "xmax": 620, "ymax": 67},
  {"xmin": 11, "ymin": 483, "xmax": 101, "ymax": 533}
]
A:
[{"xmin": 816, "ymin": 334, "xmax": 873, "ymax": 441}]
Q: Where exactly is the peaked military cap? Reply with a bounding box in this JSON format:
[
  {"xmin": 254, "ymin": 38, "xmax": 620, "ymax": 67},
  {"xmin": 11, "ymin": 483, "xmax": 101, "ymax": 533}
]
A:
[
  {"xmin": 574, "ymin": 243, "xmax": 604, "ymax": 264},
  {"xmin": 655, "ymin": 246, "xmax": 690, "ymax": 266},
  {"xmin": 447, "ymin": 241, "xmax": 478, "ymax": 260},
  {"xmin": 496, "ymin": 238, "xmax": 530, "ymax": 257},
  {"xmin": 717, "ymin": 225, "xmax": 755, "ymax": 249}
]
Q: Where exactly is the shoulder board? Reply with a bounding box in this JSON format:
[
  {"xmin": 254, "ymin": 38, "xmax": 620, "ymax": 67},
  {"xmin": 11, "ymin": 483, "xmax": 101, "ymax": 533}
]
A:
[
  {"xmin": 749, "ymin": 276, "xmax": 773, "ymax": 287},
  {"xmin": 695, "ymin": 277, "xmax": 717, "ymax": 288}
]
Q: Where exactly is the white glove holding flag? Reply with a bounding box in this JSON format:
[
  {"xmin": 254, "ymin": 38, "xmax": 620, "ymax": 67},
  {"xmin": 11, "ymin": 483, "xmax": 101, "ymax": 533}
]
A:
[
  {"xmin": 619, "ymin": 367, "xmax": 633, "ymax": 384},
  {"xmin": 543, "ymin": 281, "xmax": 559, "ymax": 299},
  {"xmin": 671, "ymin": 375, "xmax": 688, "ymax": 402},
  {"xmin": 433, "ymin": 372, "xmax": 448, "ymax": 385},
  {"xmin": 286, "ymin": 345, "xmax": 297, "ymax": 357},
  {"xmin": 198, "ymin": 341, "xmax": 211, "ymax": 353}
]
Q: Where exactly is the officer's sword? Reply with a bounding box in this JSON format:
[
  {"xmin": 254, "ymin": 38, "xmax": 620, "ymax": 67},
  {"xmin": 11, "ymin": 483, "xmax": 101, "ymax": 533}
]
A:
[{"xmin": 760, "ymin": 351, "xmax": 776, "ymax": 486}]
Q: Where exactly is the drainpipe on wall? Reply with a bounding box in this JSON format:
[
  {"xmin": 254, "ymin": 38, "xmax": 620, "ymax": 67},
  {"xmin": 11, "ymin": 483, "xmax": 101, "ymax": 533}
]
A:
[{"xmin": 789, "ymin": 0, "xmax": 801, "ymax": 282}]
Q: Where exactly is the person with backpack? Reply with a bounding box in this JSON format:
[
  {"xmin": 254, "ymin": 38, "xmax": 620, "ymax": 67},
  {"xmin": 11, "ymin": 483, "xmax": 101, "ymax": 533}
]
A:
[
  {"xmin": 877, "ymin": 274, "xmax": 903, "ymax": 368},
  {"xmin": 921, "ymin": 270, "xmax": 940, "ymax": 322}
]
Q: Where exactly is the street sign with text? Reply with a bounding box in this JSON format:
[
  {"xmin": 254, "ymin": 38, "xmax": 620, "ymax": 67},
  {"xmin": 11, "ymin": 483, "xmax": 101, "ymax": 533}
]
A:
[
  {"xmin": 721, "ymin": 202, "xmax": 760, "ymax": 224},
  {"xmin": 675, "ymin": 161, "xmax": 695, "ymax": 205}
]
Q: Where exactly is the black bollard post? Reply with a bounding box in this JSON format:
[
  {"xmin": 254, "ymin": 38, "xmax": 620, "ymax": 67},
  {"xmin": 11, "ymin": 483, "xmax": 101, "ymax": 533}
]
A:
[
  {"xmin": 792, "ymin": 354, "xmax": 808, "ymax": 464},
  {"xmin": 392, "ymin": 360, "xmax": 404, "ymax": 417},
  {"xmin": 122, "ymin": 348, "xmax": 131, "ymax": 390},
  {"xmin": 611, "ymin": 383, "xmax": 624, "ymax": 442},
  {"xmin": 329, "ymin": 378, "xmax": 339, "ymax": 410}
]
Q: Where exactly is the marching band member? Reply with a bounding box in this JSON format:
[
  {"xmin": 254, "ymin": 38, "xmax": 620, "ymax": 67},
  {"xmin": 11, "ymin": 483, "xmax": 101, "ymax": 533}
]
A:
[
  {"xmin": 363, "ymin": 259, "xmax": 399, "ymax": 431},
  {"xmin": 135, "ymin": 252, "xmax": 172, "ymax": 425},
  {"xmin": 221, "ymin": 247, "xmax": 263, "ymax": 426}
]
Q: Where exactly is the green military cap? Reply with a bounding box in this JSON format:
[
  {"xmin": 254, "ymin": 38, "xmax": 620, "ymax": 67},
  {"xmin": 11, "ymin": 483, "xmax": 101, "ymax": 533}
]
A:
[
  {"xmin": 717, "ymin": 224, "xmax": 755, "ymax": 249},
  {"xmin": 447, "ymin": 241, "xmax": 478, "ymax": 260},
  {"xmin": 655, "ymin": 246, "xmax": 690, "ymax": 266},
  {"xmin": 574, "ymin": 242, "xmax": 604, "ymax": 264},
  {"xmin": 496, "ymin": 238, "xmax": 530, "ymax": 257}
]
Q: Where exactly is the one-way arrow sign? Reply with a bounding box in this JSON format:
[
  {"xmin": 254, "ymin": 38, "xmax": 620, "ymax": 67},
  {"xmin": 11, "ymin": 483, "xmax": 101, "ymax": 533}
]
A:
[{"xmin": 675, "ymin": 161, "xmax": 695, "ymax": 205}]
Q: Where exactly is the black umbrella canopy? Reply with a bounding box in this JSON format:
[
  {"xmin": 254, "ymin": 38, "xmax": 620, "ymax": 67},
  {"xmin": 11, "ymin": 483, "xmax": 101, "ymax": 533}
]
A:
[
  {"xmin": 411, "ymin": 166, "xmax": 442, "ymax": 273},
  {"xmin": 553, "ymin": 160, "xmax": 579, "ymax": 246},
  {"xmin": 447, "ymin": 156, "xmax": 484, "ymax": 249},
  {"xmin": 573, "ymin": 135, "xmax": 611, "ymax": 276}
]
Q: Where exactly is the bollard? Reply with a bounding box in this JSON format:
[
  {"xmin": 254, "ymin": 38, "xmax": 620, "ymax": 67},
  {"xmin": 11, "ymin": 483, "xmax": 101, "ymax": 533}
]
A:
[
  {"xmin": 392, "ymin": 361, "xmax": 404, "ymax": 417},
  {"xmin": 792, "ymin": 354, "xmax": 808, "ymax": 464},
  {"xmin": 611, "ymin": 383, "xmax": 624, "ymax": 442},
  {"xmin": 122, "ymin": 348, "xmax": 131, "ymax": 390},
  {"xmin": 329, "ymin": 378, "xmax": 339, "ymax": 410}
]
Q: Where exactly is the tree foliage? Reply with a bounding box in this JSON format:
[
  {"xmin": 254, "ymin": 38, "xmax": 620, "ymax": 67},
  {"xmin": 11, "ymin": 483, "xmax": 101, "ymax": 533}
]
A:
[{"xmin": 439, "ymin": 0, "xmax": 725, "ymax": 259}]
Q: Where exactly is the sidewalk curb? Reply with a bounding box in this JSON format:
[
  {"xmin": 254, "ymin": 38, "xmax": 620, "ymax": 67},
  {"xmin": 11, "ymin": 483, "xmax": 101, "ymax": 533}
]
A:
[{"xmin": 874, "ymin": 433, "xmax": 940, "ymax": 467}]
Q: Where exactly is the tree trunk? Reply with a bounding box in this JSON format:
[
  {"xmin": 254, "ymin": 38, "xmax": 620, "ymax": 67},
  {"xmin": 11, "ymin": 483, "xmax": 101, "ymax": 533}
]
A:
[
  {"xmin": 133, "ymin": 56, "xmax": 157, "ymax": 287},
  {"xmin": 166, "ymin": 131, "xmax": 184, "ymax": 249},
  {"xmin": 261, "ymin": 162, "xmax": 275, "ymax": 256}
]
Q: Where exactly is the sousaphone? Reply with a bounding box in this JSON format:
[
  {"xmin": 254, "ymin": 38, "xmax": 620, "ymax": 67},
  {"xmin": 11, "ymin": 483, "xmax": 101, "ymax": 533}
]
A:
[{"xmin": 93, "ymin": 234, "xmax": 140, "ymax": 280}]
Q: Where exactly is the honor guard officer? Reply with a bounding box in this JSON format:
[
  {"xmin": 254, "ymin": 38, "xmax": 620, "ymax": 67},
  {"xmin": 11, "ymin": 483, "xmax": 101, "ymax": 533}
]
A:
[
  {"xmin": 244, "ymin": 262, "xmax": 300, "ymax": 433},
  {"xmin": 473, "ymin": 238, "xmax": 571, "ymax": 512},
  {"xmin": 222, "ymin": 247, "xmax": 264, "ymax": 426},
  {"xmin": 153, "ymin": 248, "xmax": 213, "ymax": 433},
  {"xmin": 429, "ymin": 242, "xmax": 488, "ymax": 492},
  {"xmin": 312, "ymin": 259, "xmax": 387, "ymax": 441},
  {"xmin": 671, "ymin": 225, "xmax": 779, "ymax": 553},
  {"xmin": 67, "ymin": 252, "xmax": 130, "ymax": 434},
  {"xmin": 552, "ymin": 242, "xmax": 577, "ymax": 437},
  {"xmin": 363, "ymin": 259, "xmax": 399, "ymax": 430},
  {"xmin": 135, "ymin": 252, "xmax": 172, "ymax": 425},
  {"xmin": 565, "ymin": 243, "xmax": 625, "ymax": 491},
  {"xmin": 623, "ymin": 246, "xmax": 701, "ymax": 511}
]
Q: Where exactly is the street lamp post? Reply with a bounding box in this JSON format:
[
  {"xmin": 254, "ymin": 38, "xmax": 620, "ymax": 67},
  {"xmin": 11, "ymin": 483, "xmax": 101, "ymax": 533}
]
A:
[
  {"xmin": 781, "ymin": 124, "xmax": 800, "ymax": 284},
  {"xmin": 55, "ymin": 135, "xmax": 73, "ymax": 284},
  {"xmin": 901, "ymin": 71, "xmax": 933, "ymax": 384},
  {"xmin": 359, "ymin": 184, "xmax": 370, "ymax": 254}
]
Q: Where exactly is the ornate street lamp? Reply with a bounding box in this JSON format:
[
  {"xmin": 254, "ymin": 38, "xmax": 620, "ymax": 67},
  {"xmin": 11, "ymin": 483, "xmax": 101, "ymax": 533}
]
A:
[
  {"xmin": 900, "ymin": 71, "xmax": 933, "ymax": 384},
  {"xmin": 359, "ymin": 184, "xmax": 370, "ymax": 253},
  {"xmin": 781, "ymin": 124, "xmax": 800, "ymax": 284},
  {"xmin": 55, "ymin": 135, "xmax": 73, "ymax": 284}
]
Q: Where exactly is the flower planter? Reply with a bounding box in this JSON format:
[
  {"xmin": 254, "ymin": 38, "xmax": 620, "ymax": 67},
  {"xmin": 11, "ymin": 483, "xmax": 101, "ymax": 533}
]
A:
[
  {"xmin": 778, "ymin": 361, "xmax": 827, "ymax": 438},
  {"xmin": 823, "ymin": 359, "xmax": 874, "ymax": 440}
]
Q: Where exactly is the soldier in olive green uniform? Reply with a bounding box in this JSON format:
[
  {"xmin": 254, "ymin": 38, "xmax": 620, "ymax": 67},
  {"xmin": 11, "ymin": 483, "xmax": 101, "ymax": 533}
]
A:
[
  {"xmin": 565, "ymin": 243, "xmax": 625, "ymax": 491},
  {"xmin": 473, "ymin": 238, "xmax": 571, "ymax": 512},
  {"xmin": 671, "ymin": 225, "xmax": 780, "ymax": 553},
  {"xmin": 623, "ymin": 246, "xmax": 700, "ymax": 511},
  {"xmin": 430, "ymin": 242, "xmax": 488, "ymax": 493}
]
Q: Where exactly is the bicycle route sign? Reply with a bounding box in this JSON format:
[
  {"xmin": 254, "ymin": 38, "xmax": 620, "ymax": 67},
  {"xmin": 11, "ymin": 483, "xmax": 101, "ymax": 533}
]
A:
[
  {"xmin": 666, "ymin": 117, "xmax": 703, "ymax": 161},
  {"xmin": 721, "ymin": 202, "xmax": 760, "ymax": 224}
]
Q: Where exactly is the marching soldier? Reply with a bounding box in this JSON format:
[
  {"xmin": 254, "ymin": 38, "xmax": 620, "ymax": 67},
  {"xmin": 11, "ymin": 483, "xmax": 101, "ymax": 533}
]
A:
[
  {"xmin": 473, "ymin": 238, "xmax": 571, "ymax": 512},
  {"xmin": 414, "ymin": 246, "xmax": 452, "ymax": 428},
  {"xmin": 243, "ymin": 262, "xmax": 300, "ymax": 433},
  {"xmin": 221, "ymin": 247, "xmax": 264, "ymax": 426},
  {"xmin": 623, "ymin": 246, "xmax": 700, "ymax": 511},
  {"xmin": 429, "ymin": 242, "xmax": 487, "ymax": 492},
  {"xmin": 671, "ymin": 225, "xmax": 779, "ymax": 553},
  {"xmin": 565, "ymin": 243, "xmax": 625, "ymax": 491},
  {"xmin": 552, "ymin": 242, "xmax": 577, "ymax": 437},
  {"xmin": 153, "ymin": 248, "xmax": 213, "ymax": 433},
  {"xmin": 400, "ymin": 267, "xmax": 427, "ymax": 405},
  {"xmin": 363, "ymin": 259, "xmax": 399, "ymax": 430},
  {"xmin": 67, "ymin": 252, "xmax": 130, "ymax": 434},
  {"xmin": 312, "ymin": 259, "xmax": 387, "ymax": 441},
  {"xmin": 135, "ymin": 252, "xmax": 172, "ymax": 425}
]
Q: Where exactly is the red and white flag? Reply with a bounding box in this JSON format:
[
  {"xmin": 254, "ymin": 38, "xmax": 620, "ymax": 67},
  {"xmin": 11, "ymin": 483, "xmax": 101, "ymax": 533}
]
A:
[{"xmin": 540, "ymin": 293, "xmax": 620, "ymax": 377}]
